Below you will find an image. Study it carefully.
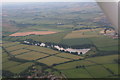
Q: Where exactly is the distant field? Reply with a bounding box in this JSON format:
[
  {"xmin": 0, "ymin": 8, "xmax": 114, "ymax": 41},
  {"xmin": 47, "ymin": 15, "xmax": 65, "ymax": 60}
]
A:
[
  {"xmin": 9, "ymin": 31, "xmax": 57, "ymax": 36},
  {"xmin": 15, "ymin": 51, "xmax": 49, "ymax": 60},
  {"xmin": 60, "ymin": 38, "xmax": 92, "ymax": 46},
  {"xmin": 37, "ymin": 56, "xmax": 71, "ymax": 66},
  {"xmin": 64, "ymin": 29, "xmax": 102, "ymax": 39}
]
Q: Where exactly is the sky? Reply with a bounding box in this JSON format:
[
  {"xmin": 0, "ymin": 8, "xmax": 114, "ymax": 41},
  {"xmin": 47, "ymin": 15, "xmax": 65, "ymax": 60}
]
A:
[{"xmin": 2, "ymin": 0, "xmax": 119, "ymax": 2}]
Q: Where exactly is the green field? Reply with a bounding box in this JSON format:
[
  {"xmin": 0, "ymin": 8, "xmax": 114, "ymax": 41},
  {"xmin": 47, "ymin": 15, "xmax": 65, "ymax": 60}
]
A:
[
  {"xmin": 37, "ymin": 56, "xmax": 71, "ymax": 66},
  {"xmin": 55, "ymin": 52, "xmax": 83, "ymax": 60},
  {"xmin": 61, "ymin": 68, "xmax": 92, "ymax": 78},
  {"xmin": 6, "ymin": 62, "xmax": 34, "ymax": 74},
  {"xmin": 26, "ymin": 46, "xmax": 59, "ymax": 55},
  {"xmin": 85, "ymin": 65, "xmax": 111, "ymax": 78},
  {"xmin": 16, "ymin": 51, "xmax": 49, "ymax": 60}
]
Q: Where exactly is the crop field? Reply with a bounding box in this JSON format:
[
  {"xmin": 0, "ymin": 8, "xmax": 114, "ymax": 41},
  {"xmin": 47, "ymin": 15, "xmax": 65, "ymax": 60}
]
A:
[
  {"xmin": 5, "ymin": 44, "xmax": 30, "ymax": 52},
  {"xmin": 25, "ymin": 31, "xmax": 70, "ymax": 43},
  {"xmin": 89, "ymin": 37, "xmax": 118, "ymax": 51},
  {"xmin": 10, "ymin": 49, "xmax": 30, "ymax": 56},
  {"xmin": 54, "ymin": 60, "xmax": 96, "ymax": 70},
  {"xmin": 61, "ymin": 68, "xmax": 92, "ymax": 78},
  {"xmin": 2, "ymin": 2, "xmax": 119, "ymax": 78},
  {"xmin": 103, "ymin": 64, "xmax": 119, "ymax": 75},
  {"xmin": 64, "ymin": 29, "xmax": 102, "ymax": 39},
  {"xmin": 26, "ymin": 46, "xmax": 59, "ymax": 55},
  {"xmin": 55, "ymin": 52, "xmax": 83, "ymax": 60},
  {"xmin": 60, "ymin": 38, "xmax": 92, "ymax": 46},
  {"xmin": 3, "ymin": 61, "xmax": 21, "ymax": 70},
  {"xmin": 2, "ymin": 41, "xmax": 20, "ymax": 48},
  {"xmin": 86, "ymin": 55, "xmax": 118, "ymax": 64},
  {"xmin": 6, "ymin": 62, "xmax": 34, "ymax": 74},
  {"xmin": 37, "ymin": 56, "xmax": 71, "ymax": 66},
  {"xmin": 85, "ymin": 65, "xmax": 111, "ymax": 78},
  {"xmin": 15, "ymin": 51, "xmax": 49, "ymax": 60}
]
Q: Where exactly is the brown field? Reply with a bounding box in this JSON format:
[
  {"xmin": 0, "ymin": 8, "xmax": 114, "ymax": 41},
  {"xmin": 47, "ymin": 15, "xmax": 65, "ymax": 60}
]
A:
[{"xmin": 9, "ymin": 31, "xmax": 57, "ymax": 36}]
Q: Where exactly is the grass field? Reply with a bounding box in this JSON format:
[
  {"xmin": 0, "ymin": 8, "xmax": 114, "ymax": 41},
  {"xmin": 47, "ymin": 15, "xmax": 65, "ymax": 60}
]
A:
[
  {"xmin": 56, "ymin": 52, "xmax": 83, "ymax": 60},
  {"xmin": 3, "ymin": 41, "xmax": 20, "ymax": 48},
  {"xmin": 3, "ymin": 61, "xmax": 21, "ymax": 70},
  {"xmin": 64, "ymin": 29, "xmax": 102, "ymax": 39},
  {"xmin": 60, "ymin": 38, "xmax": 92, "ymax": 46},
  {"xmin": 54, "ymin": 60, "xmax": 96, "ymax": 70},
  {"xmin": 89, "ymin": 37, "xmax": 118, "ymax": 51},
  {"xmin": 86, "ymin": 55, "xmax": 118, "ymax": 64},
  {"xmin": 15, "ymin": 51, "xmax": 49, "ymax": 60},
  {"xmin": 61, "ymin": 68, "xmax": 92, "ymax": 78},
  {"xmin": 10, "ymin": 49, "xmax": 30, "ymax": 55},
  {"xmin": 5, "ymin": 44, "xmax": 29, "ymax": 52},
  {"xmin": 26, "ymin": 46, "xmax": 59, "ymax": 55},
  {"xmin": 6, "ymin": 62, "xmax": 34, "ymax": 74},
  {"xmin": 37, "ymin": 56, "xmax": 71, "ymax": 66},
  {"xmin": 103, "ymin": 63, "xmax": 119, "ymax": 75}
]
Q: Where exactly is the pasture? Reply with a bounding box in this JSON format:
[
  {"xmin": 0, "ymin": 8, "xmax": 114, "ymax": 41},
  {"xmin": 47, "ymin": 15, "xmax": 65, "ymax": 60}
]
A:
[
  {"xmin": 10, "ymin": 49, "xmax": 30, "ymax": 55},
  {"xmin": 5, "ymin": 44, "xmax": 29, "ymax": 52},
  {"xmin": 55, "ymin": 52, "xmax": 83, "ymax": 60},
  {"xmin": 6, "ymin": 62, "xmax": 34, "ymax": 74},
  {"xmin": 37, "ymin": 56, "xmax": 71, "ymax": 66},
  {"xmin": 26, "ymin": 46, "xmax": 59, "ymax": 55},
  {"xmin": 15, "ymin": 51, "xmax": 49, "ymax": 60},
  {"xmin": 85, "ymin": 65, "xmax": 111, "ymax": 78},
  {"xmin": 64, "ymin": 29, "xmax": 102, "ymax": 39},
  {"xmin": 61, "ymin": 68, "xmax": 92, "ymax": 78}
]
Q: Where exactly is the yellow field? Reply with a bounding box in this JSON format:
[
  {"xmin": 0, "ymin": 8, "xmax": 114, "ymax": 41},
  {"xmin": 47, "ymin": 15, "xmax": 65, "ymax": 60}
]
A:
[
  {"xmin": 56, "ymin": 53, "xmax": 83, "ymax": 60},
  {"xmin": 26, "ymin": 46, "xmax": 59, "ymax": 54},
  {"xmin": 16, "ymin": 51, "xmax": 49, "ymax": 60},
  {"xmin": 5, "ymin": 44, "xmax": 29, "ymax": 52},
  {"xmin": 64, "ymin": 29, "xmax": 103, "ymax": 39},
  {"xmin": 37, "ymin": 56, "xmax": 71, "ymax": 66},
  {"xmin": 10, "ymin": 49, "xmax": 30, "ymax": 55}
]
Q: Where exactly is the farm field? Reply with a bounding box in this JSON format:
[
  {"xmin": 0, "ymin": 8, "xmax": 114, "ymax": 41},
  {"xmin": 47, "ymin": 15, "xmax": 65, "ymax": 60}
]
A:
[
  {"xmin": 6, "ymin": 62, "xmax": 34, "ymax": 74},
  {"xmin": 64, "ymin": 29, "xmax": 103, "ymax": 39},
  {"xmin": 37, "ymin": 56, "xmax": 71, "ymax": 66},
  {"xmin": 9, "ymin": 31, "xmax": 57, "ymax": 36},
  {"xmin": 15, "ymin": 51, "xmax": 49, "ymax": 60},
  {"xmin": 85, "ymin": 65, "xmax": 111, "ymax": 78},
  {"xmin": 10, "ymin": 49, "xmax": 30, "ymax": 56},
  {"xmin": 55, "ymin": 52, "xmax": 83, "ymax": 60},
  {"xmin": 61, "ymin": 68, "xmax": 92, "ymax": 78},
  {"xmin": 2, "ymin": 2, "xmax": 119, "ymax": 78},
  {"xmin": 26, "ymin": 46, "xmax": 59, "ymax": 55},
  {"xmin": 5, "ymin": 44, "xmax": 29, "ymax": 52}
]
